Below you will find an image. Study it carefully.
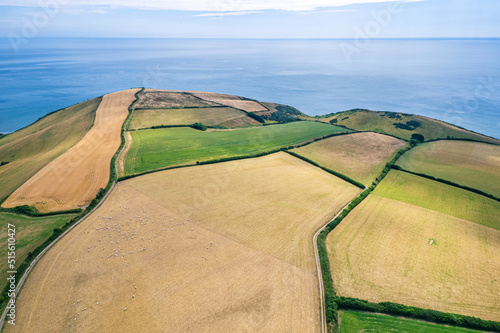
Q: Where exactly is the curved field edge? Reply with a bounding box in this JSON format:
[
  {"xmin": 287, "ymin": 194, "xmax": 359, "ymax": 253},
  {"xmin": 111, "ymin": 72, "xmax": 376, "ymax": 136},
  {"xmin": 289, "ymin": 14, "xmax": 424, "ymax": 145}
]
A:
[
  {"xmin": 2, "ymin": 89, "xmax": 140, "ymax": 213},
  {"xmin": 0, "ymin": 89, "xmax": 142, "ymax": 330},
  {"xmin": 5, "ymin": 152, "xmax": 360, "ymax": 332},
  {"xmin": 0, "ymin": 97, "xmax": 102, "ymax": 206},
  {"xmin": 290, "ymin": 132, "xmax": 407, "ymax": 186},
  {"xmin": 123, "ymin": 121, "xmax": 349, "ymax": 176},
  {"xmin": 315, "ymin": 145, "xmax": 500, "ymax": 333}
]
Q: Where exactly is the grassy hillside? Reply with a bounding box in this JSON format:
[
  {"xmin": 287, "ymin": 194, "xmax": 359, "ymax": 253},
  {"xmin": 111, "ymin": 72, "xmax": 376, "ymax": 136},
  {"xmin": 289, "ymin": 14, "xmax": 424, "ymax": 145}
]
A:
[
  {"xmin": 291, "ymin": 132, "xmax": 407, "ymax": 185},
  {"xmin": 397, "ymin": 140, "xmax": 500, "ymax": 197},
  {"xmin": 319, "ymin": 109, "xmax": 499, "ymax": 144},
  {"xmin": 0, "ymin": 97, "xmax": 101, "ymax": 204},
  {"xmin": 124, "ymin": 121, "xmax": 348, "ymax": 175},
  {"xmin": 0, "ymin": 212, "xmax": 77, "ymax": 290},
  {"xmin": 339, "ymin": 311, "xmax": 484, "ymax": 333},
  {"xmin": 128, "ymin": 107, "xmax": 260, "ymax": 130},
  {"xmin": 374, "ymin": 170, "xmax": 499, "ymax": 230}
]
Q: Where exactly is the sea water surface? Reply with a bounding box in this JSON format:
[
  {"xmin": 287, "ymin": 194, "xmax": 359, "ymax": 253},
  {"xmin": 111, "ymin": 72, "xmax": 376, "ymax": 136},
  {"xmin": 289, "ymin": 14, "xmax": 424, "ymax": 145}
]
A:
[{"xmin": 0, "ymin": 38, "xmax": 499, "ymax": 138}]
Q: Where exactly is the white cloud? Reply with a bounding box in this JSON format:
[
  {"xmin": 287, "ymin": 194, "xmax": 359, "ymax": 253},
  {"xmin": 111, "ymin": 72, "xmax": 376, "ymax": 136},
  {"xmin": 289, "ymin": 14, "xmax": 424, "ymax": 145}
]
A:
[
  {"xmin": 0, "ymin": 0, "xmax": 424, "ymax": 12},
  {"xmin": 195, "ymin": 11, "xmax": 262, "ymax": 17}
]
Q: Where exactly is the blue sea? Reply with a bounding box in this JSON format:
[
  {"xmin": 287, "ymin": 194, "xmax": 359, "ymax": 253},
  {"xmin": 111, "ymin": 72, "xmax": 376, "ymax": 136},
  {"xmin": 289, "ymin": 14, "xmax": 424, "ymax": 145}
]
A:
[{"xmin": 0, "ymin": 38, "xmax": 499, "ymax": 139}]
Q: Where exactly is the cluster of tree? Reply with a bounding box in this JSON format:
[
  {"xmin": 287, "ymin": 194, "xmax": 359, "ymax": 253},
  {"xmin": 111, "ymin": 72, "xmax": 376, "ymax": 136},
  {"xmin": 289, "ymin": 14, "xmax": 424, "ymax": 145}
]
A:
[
  {"xmin": 0, "ymin": 161, "xmax": 9, "ymax": 167},
  {"xmin": 0, "ymin": 134, "xmax": 5, "ymax": 140},
  {"xmin": 257, "ymin": 105, "xmax": 303, "ymax": 124},
  {"xmin": 337, "ymin": 297, "xmax": 500, "ymax": 332},
  {"xmin": 247, "ymin": 112, "xmax": 266, "ymax": 123},
  {"xmin": 409, "ymin": 133, "xmax": 425, "ymax": 146},
  {"xmin": 191, "ymin": 123, "xmax": 207, "ymax": 131},
  {"xmin": 384, "ymin": 112, "xmax": 403, "ymax": 119},
  {"xmin": 391, "ymin": 165, "xmax": 499, "ymax": 202},
  {"xmin": 329, "ymin": 119, "xmax": 338, "ymax": 124},
  {"xmin": 393, "ymin": 120, "xmax": 422, "ymax": 131}
]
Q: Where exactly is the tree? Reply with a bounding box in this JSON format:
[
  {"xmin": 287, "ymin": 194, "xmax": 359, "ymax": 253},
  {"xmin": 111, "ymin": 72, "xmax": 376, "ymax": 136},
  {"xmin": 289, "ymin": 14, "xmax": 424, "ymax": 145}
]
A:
[{"xmin": 410, "ymin": 133, "xmax": 425, "ymax": 146}]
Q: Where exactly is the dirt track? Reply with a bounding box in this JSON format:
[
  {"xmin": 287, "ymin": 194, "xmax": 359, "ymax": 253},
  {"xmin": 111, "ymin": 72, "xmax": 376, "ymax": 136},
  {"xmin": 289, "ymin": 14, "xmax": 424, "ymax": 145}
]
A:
[{"xmin": 2, "ymin": 89, "xmax": 139, "ymax": 212}]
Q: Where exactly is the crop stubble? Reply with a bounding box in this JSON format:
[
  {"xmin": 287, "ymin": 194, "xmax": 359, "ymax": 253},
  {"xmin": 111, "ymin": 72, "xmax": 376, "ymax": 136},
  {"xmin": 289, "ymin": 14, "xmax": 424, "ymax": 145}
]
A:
[
  {"xmin": 3, "ymin": 89, "xmax": 139, "ymax": 212},
  {"xmin": 9, "ymin": 153, "xmax": 360, "ymax": 332}
]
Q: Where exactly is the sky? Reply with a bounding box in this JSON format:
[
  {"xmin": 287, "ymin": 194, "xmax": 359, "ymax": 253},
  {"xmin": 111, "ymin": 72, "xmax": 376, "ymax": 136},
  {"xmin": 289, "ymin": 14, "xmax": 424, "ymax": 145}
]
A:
[{"xmin": 0, "ymin": 0, "xmax": 499, "ymax": 39}]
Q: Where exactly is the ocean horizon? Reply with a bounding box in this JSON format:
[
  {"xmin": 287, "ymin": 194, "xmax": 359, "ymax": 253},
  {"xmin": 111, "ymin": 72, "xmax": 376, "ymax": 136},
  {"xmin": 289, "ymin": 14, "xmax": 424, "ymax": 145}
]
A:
[{"xmin": 1, "ymin": 37, "xmax": 499, "ymax": 139}]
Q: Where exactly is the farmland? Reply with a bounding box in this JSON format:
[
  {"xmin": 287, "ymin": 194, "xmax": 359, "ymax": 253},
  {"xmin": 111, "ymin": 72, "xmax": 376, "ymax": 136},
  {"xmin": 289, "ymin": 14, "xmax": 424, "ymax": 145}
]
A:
[
  {"xmin": 0, "ymin": 212, "xmax": 77, "ymax": 289},
  {"xmin": 2, "ymin": 89, "xmax": 139, "ymax": 213},
  {"xmin": 374, "ymin": 170, "xmax": 500, "ymax": 230},
  {"xmin": 327, "ymin": 171, "xmax": 500, "ymax": 321},
  {"xmin": 8, "ymin": 153, "xmax": 360, "ymax": 332},
  {"xmin": 396, "ymin": 140, "xmax": 500, "ymax": 197},
  {"xmin": 133, "ymin": 89, "xmax": 218, "ymax": 109},
  {"xmin": 0, "ymin": 97, "xmax": 101, "ymax": 205},
  {"xmin": 291, "ymin": 132, "xmax": 407, "ymax": 185},
  {"xmin": 128, "ymin": 107, "xmax": 260, "ymax": 130},
  {"xmin": 319, "ymin": 110, "xmax": 500, "ymax": 144},
  {"xmin": 192, "ymin": 92, "xmax": 267, "ymax": 112},
  {"xmin": 124, "ymin": 121, "xmax": 348, "ymax": 175},
  {"xmin": 339, "ymin": 311, "xmax": 483, "ymax": 333}
]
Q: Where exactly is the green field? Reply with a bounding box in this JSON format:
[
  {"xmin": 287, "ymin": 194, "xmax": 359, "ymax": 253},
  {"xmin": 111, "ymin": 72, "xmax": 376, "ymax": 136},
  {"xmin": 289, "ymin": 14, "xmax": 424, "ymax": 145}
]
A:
[
  {"xmin": 397, "ymin": 140, "xmax": 500, "ymax": 197},
  {"xmin": 124, "ymin": 121, "xmax": 348, "ymax": 175},
  {"xmin": 128, "ymin": 107, "xmax": 259, "ymax": 130},
  {"xmin": 0, "ymin": 212, "xmax": 77, "ymax": 288},
  {"xmin": 340, "ymin": 311, "xmax": 483, "ymax": 333},
  {"xmin": 374, "ymin": 170, "xmax": 500, "ymax": 230},
  {"xmin": 0, "ymin": 97, "xmax": 101, "ymax": 204},
  {"xmin": 320, "ymin": 110, "xmax": 499, "ymax": 144},
  {"xmin": 291, "ymin": 132, "xmax": 407, "ymax": 185}
]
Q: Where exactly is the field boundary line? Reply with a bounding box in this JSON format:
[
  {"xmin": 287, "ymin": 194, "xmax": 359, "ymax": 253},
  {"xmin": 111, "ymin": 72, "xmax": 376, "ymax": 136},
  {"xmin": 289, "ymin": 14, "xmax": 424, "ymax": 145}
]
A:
[
  {"xmin": 120, "ymin": 126, "xmax": 351, "ymax": 181},
  {"xmin": 0, "ymin": 89, "xmax": 141, "ymax": 331},
  {"xmin": 391, "ymin": 165, "xmax": 500, "ymax": 202},
  {"xmin": 314, "ymin": 201, "xmax": 353, "ymax": 333}
]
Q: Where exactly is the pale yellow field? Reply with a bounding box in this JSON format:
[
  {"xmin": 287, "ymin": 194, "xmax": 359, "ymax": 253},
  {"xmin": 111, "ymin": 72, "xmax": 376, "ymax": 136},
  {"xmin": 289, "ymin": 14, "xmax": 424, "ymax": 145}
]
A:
[
  {"xmin": 192, "ymin": 92, "xmax": 267, "ymax": 112},
  {"xmin": 9, "ymin": 153, "xmax": 360, "ymax": 332},
  {"xmin": 292, "ymin": 132, "xmax": 407, "ymax": 185},
  {"xmin": 3, "ymin": 89, "xmax": 139, "ymax": 212},
  {"xmin": 328, "ymin": 195, "xmax": 500, "ymax": 321}
]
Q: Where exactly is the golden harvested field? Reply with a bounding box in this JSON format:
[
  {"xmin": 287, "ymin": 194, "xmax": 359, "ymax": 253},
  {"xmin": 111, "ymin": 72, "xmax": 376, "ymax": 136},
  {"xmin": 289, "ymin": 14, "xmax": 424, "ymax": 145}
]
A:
[
  {"xmin": 134, "ymin": 89, "xmax": 218, "ymax": 109},
  {"xmin": 2, "ymin": 89, "xmax": 139, "ymax": 213},
  {"xmin": 128, "ymin": 107, "xmax": 259, "ymax": 130},
  {"xmin": 292, "ymin": 132, "xmax": 407, "ymax": 185},
  {"xmin": 10, "ymin": 153, "xmax": 360, "ymax": 332},
  {"xmin": 397, "ymin": 140, "xmax": 500, "ymax": 197},
  {"xmin": 192, "ymin": 92, "xmax": 267, "ymax": 112},
  {"xmin": 0, "ymin": 97, "xmax": 100, "ymax": 204},
  {"xmin": 327, "ymin": 195, "xmax": 500, "ymax": 322}
]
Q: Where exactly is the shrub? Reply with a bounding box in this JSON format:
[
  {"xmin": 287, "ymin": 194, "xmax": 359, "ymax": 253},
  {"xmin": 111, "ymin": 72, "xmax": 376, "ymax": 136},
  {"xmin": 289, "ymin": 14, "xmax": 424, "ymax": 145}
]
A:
[
  {"xmin": 247, "ymin": 112, "xmax": 266, "ymax": 123},
  {"xmin": 191, "ymin": 123, "xmax": 207, "ymax": 131}
]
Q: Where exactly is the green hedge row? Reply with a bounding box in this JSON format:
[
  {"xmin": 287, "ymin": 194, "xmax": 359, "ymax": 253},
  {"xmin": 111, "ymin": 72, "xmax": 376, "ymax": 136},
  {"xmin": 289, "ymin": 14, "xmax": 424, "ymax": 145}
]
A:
[
  {"xmin": 391, "ymin": 165, "xmax": 500, "ymax": 202},
  {"xmin": 316, "ymin": 146, "xmax": 411, "ymax": 332},
  {"xmin": 285, "ymin": 151, "xmax": 365, "ymax": 189},
  {"xmin": 425, "ymin": 137, "xmax": 500, "ymax": 146},
  {"xmin": 337, "ymin": 297, "xmax": 500, "ymax": 332}
]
